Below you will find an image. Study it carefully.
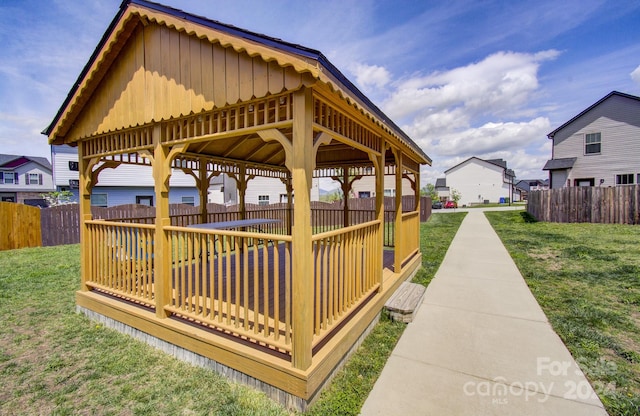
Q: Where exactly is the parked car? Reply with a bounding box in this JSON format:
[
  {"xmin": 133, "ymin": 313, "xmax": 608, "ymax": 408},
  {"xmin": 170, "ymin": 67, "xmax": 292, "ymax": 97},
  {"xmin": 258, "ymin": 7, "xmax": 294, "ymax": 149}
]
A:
[
  {"xmin": 432, "ymin": 201, "xmax": 443, "ymax": 209},
  {"xmin": 444, "ymin": 200, "xmax": 457, "ymax": 209}
]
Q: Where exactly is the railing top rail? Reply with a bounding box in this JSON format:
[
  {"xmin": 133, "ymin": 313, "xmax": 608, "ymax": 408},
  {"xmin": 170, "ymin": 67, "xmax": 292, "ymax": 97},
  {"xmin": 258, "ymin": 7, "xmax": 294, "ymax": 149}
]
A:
[
  {"xmin": 402, "ymin": 210, "xmax": 420, "ymax": 219},
  {"xmin": 85, "ymin": 219, "xmax": 156, "ymax": 230},
  {"xmin": 312, "ymin": 219, "xmax": 381, "ymax": 241},
  {"xmin": 165, "ymin": 224, "xmax": 293, "ymax": 242}
]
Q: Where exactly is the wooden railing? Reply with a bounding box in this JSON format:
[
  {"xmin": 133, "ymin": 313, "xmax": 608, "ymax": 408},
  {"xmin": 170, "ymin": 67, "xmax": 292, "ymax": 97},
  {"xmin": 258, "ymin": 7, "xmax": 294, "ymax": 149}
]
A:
[
  {"xmin": 311, "ymin": 220, "xmax": 381, "ymax": 346},
  {"xmin": 85, "ymin": 220, "xmax": 156, "ymax": 306},
  {"xmin": 164, "ymin": 225, "xmax": 293, "ymax": 354},
  {"xmin": 81, "ymin": 209, "xmax": 413, "ymax": 359},
  {"xmin": 399, "ymin": 211, "xmax": 420, "ymax": 263}
]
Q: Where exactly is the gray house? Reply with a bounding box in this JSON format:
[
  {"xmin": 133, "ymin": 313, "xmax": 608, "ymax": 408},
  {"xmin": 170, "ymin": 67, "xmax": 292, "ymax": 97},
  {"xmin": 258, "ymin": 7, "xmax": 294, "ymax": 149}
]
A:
[
  {"xmin": 543, "ymin": 91, "xmax": 640, "ymax": 188},
  {"xmin": 0, "ymin": 154, "xmax": 54, "ymax": 204}
]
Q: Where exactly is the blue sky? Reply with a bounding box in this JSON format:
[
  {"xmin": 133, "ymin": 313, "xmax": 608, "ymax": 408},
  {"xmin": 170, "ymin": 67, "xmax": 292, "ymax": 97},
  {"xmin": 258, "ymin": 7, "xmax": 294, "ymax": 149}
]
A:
[{"xmin": 1, "ymin": 0, "xmax": 639, "ymax": 184}]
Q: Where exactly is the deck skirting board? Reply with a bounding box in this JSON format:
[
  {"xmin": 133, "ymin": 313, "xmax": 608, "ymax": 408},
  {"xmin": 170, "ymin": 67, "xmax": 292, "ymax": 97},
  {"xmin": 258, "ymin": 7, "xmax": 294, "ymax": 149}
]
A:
[
  {"xmin": 77, "ymin": 305, "xmax": 307, "ymax": 411},
  {"xmin": 75, "ymin": 254, "xmax": 422, "ymax": 412}
]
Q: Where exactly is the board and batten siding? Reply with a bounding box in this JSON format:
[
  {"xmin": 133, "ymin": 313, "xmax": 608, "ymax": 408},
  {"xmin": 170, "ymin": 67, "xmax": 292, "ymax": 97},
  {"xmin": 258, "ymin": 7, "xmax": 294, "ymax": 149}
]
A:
[
  {"xmin": 65, "ymin": 22, "xmax": 306, "ymax": 141},
  {"xmin": 552, "ymin": 94, "xmax": 640, "ymax": 187},
  {"xmin": 446, "ymin": 159, "xmax": 510, "ymax": 206}
]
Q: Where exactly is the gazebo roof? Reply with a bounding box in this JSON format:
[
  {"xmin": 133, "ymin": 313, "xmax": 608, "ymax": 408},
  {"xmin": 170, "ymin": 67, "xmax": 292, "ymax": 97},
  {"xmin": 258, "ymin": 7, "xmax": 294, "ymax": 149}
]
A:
[{"xmin": 44, "ymin": 0, "xmax": 430, "ymax": 167}]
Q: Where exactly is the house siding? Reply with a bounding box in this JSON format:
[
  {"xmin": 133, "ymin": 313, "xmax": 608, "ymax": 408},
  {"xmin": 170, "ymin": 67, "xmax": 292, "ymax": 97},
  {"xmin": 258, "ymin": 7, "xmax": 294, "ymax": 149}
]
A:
[
  {"xmin": 51, "ymin": 145, "xmax": 79, "ymax": 188},
  {"xmin": 245, "ymin": 177, "xmax": 320, "ymax": 205},
  {"xmin": 52, "ymin": 145, "xmax": 199, "ymax": 206},
  {"xmin": 551, "ymin": 94, "xmax": 640, "ymax": 187},
  {"xmin": 351, "ymin": 175, "xmax": 414, "ymax": 198},
  {"xmin": 0, "ymin": 161, "xmax": 54, "ymax": 197},
  {"xmin": 91, "ymin": 186, "xmax": 200, "ymax": 207}
]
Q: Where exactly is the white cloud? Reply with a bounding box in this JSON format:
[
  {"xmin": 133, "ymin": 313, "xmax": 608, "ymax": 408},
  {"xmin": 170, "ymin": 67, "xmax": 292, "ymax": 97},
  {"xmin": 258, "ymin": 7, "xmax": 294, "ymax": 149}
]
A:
[
  {"xmin": 631, "ymin": 65, "xmax": 640, "ymax": 85},
  {"xmin": 383, "ymin": 50, "xmax": 560, "ymax": 122},
  {"xmin": 351, "ymin": 63, "xmax": 391, "ymax": 92},
  {"xmin": 425, "ymin": 117, "xmax": 550, "ymax": 157}
]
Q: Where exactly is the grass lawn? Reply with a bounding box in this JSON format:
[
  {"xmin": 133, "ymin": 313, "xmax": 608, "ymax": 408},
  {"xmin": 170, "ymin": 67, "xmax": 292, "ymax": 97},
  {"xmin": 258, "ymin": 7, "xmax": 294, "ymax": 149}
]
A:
[
  {"xmin": 0, "ymin": 212, "xmax": 466, "ymax": 415},
  {"xmin": 486, "ymin": 211, "xmax": 640, "ymax": 416}
]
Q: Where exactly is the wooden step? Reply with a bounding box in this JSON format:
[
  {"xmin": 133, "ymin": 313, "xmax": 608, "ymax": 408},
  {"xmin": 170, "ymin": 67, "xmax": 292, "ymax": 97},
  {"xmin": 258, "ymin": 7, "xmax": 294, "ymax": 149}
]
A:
[{"xmin": 384, "ymin": 282, "xmax": 426, "ymax": 323}]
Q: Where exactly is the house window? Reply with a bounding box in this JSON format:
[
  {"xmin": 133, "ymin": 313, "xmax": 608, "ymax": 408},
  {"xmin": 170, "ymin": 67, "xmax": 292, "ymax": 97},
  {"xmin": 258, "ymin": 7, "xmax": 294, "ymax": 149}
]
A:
[
  {"xmin": 27, "ymin": 173, "xmax": 42, "ymax": 185},
  {"xmin": 181, "ymin": 196, "xmax": 195, "ymax": 206},
  {"xmin": 574, "ymin": 178, "xmax": 594, "ymax": 187},
  {"xmin": 358, "ymin": 191, "xmax": 371, "ymax": 198},
  {"xmin": 279, "ymin": 194, "xmax": 288, "ymax": 203},
  {"xmin": 136, "ymin": 195, "xmax": 154, "ymax": 206},
  {"xmin": 0, "ymin": 172, "xmax": 17, "ymax": 184},
  {"xmin": 585, "ymin": 132, "xmax": 601, "ymax": 154},
  {"xmin": 616, "ymin": 174, "xmax": 634, "ymax": 185},
  {"xmin": 258, "ymin": 195, "xmax": 269, "ymax": 206},
  {"xmin": 91, "ymin": 193, "xmax": 108, "ymax": 207},
  {"xmin": 68, "ymin": 161, "xmax": 79, "ymax": 171},
  {"xmin": 384, "ymin": 189, "xmax": 395, "ymax": 197}
]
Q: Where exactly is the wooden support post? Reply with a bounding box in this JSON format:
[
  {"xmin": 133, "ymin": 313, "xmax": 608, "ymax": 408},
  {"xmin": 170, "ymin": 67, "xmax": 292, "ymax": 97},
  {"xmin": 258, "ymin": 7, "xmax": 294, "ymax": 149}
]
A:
[
  {"xmin": 237, "ymin": 165, "xmax": 248, "ymax": 221},
  {"xmin": 394, "ymin": 149, "xmax": 403, "ymax": 272},
  {"xmin": 331, "ymin": 167, "xmax": 362, "ymax": 229},
  {"xmin": 342, "ymin": 167, "xmax": 350, "ymax": 228},
  {"xmin": 78, "ymin": 146, "xmax": 95, "ymax": 292},
  {"xmin": 291, "ymin": 87, "xmax": 314, "ymax": 370},
  {"xmin": 198, "ymin": 157, "xmax": 209, "ymax": 224},
  {"xmin": 280, "ymin": 176, "xmax": 293, "ymax": 235},
  {"xmin": 370, "ymin": 140, "xmax": 385, "ymax": 290},
  {"xmin": 152, "ymin": 126, "xmax": 172, "ymax": 319},
  {"xmin": 415, "ymin": 171, "xmax": 421, "ymax": 218}
]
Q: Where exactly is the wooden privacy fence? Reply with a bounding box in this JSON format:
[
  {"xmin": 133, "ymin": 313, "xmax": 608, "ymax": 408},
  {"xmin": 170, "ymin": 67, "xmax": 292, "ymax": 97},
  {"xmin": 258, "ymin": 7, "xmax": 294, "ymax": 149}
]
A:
[
  {"xmin": 0, "ymin": 202, "xmax": 42, "ymax": 251},
  {"xmin": 41, "ymin": 204, "xmax": 82, "ymax": 246},
  {"xmin": 528, "ymin": 185, "xmax": 640, "ymax": 224},
  {"xmin": 39, "ymin": 196, "xmax": 431, "ymax": 247}
]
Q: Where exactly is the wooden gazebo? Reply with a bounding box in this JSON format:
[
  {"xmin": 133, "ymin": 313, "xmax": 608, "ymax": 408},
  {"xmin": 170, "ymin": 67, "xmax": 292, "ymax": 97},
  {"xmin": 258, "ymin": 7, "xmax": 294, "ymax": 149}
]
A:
[{"xmin": 44, "ymin": 0, "xmax": 431, "ymax": 409}]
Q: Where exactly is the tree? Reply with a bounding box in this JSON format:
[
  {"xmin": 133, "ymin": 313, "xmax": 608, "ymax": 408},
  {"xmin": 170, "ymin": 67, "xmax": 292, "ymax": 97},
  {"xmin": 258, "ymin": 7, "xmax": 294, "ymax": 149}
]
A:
[
  {"xmin": 320, "ymin": 189, "xmax": 343, "ymax": 203},
  {"xmin": 421, "ymin": 183, "xmax": 439, "ymax": 201},
  {"xmin": 41, "ymin": 190, "xmax": 74, "ymax": 207},
  {"xmin": 450, "ymin": 188, "xmax": 462, "ymax": 205}
]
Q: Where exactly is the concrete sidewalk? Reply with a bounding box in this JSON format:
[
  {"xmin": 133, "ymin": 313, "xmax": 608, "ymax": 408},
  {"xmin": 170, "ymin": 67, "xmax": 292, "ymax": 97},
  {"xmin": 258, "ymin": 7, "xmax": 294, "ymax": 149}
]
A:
[{"xmin": 361, "ymin": 211, "xmax": 608, "ymax": 415}]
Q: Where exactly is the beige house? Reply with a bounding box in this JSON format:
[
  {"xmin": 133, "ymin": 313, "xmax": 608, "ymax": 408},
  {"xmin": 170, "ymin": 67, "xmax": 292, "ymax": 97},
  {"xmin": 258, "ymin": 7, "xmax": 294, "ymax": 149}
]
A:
[
  {"xmin": 544, "ymin": 91, "xmax": 640, "ymax": 188},
  {"xmin": 43, "ymin": 0, "xmax": 430, "ymax": 410}
]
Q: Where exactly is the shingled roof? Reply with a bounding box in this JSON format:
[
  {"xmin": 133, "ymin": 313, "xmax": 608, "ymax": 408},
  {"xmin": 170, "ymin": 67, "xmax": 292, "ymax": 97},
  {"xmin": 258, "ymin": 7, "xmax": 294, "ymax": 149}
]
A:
[{"xmin": 43, "ymin": 0, "xmax": 430, "ymax": 165}]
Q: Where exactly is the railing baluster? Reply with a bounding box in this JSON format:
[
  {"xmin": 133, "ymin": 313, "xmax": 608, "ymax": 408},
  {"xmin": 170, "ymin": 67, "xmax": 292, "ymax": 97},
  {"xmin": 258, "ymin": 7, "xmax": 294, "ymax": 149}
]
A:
[{"xmin": 262, "ymin": 243, "xmax": 269, "ymax": 338}]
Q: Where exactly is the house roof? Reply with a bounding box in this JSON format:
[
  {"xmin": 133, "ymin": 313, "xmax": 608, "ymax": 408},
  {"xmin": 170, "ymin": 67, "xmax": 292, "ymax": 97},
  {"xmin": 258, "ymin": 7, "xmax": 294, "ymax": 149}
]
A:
[
  {"xmin": 486, "ymin": 158, "xmax": 507, "ymax": 169},
  {"xmin": 435, "ymin": 177, "xmax": 447, "ymax": 188},
  {"xmin": 43, "ymin": 0, "xmax": 430, "ymax": 165},
  {"xmin": 547, "ymin": 91, "xmax": 640, "ymax": 139},
  {"xmin": 0, "ymin": 154, "xmax": 52, "ymax": 171},
  {"xmin": 515, "ymin": 179, "xmax": 548, "ymax": 192},
  {"xmin": 542, "ymin": 157, "xmax": 577, "ymax": 170},
  {"xmin": 444, "ymin": 157, "xmax": 513, "ymax": 175}
]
